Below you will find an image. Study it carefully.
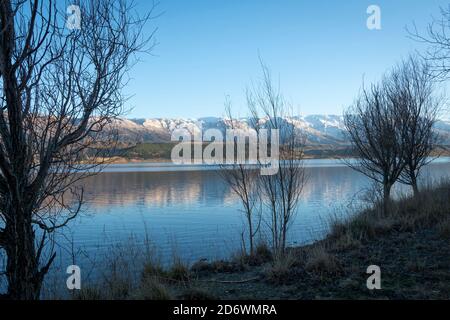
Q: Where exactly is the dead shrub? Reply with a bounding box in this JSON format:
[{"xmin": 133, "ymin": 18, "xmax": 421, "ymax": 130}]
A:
[
  {"xmin": 305, "ymin": 245, "xmax": 341, "ymax": 275},
  {"xmin": 264, "ymin": 252, "xmax": 297, "ymax": 284},
  {"xmin": 167, "ymin": 258, "xmax": 190, "ymax": 282}
]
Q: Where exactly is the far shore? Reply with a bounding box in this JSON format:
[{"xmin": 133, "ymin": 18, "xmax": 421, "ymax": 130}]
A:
[
  {"xmin": 80, "ymin": 142, "xmax": 450, "ymax": 166},
  {"xmin": 81, "ymin": 155, "xmax": 450, "ymax": 166}
]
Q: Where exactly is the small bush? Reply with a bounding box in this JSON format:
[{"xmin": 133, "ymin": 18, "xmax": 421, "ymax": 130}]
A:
[
  {"xmin": 142, "ymin": 261, "xmax": 166, "ymax": 279},
  {"xmin": 230, "ymin": 249, "xmax": 250, "ymax": 269},
  {"xmin": 191, "ymin": 259, "xmax": 213, "ymax": 273},
  {"xmin": 252, "ymin": 243, "xmax": 273, "ymax": 264},
  {"xmin": 305, "ymin": 245, "xmax": 340, "ymax": 275},
  {"xmin": 264, "ymin": 252, "xmax": 297, "ymax": 284},
  {"xmin": 167, "ymin": 258, "xmax": 190, "ymax": 282},
  {"xmin": 228, "ymin": 243, "xmax": 273, "ymax": 268}
]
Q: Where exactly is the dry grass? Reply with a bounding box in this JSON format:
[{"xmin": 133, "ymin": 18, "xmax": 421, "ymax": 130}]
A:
[
  {"xmin": 438, "ymin": 217, "xmax": 450, "ymax": 239},
  {"xmin": 190, "ymin": 242, "xmax": 273, "ymax": 275},
  {"xmin": 167, "ymin": 258, "xmax": 190, "ymax": 282},
  {"xmin": 253, "ymin": 242, "xmax": 273, "ymax": 264},
  {"xmin": 142, "ymin": 260, "xmax": 166, "ymax": 279},
  {"xmin": 305, "ymin": 244, "xmax": 341, "ymax": 275},
  {"xmin": 64, "ymin": 235, "xmax": 195, "ymax": 300},
  {"xmin": 135, "ymin": 277, "xmax": 172, "ymax": 300},
  {"xmin": 104, "ymin": 277, "xmax": 132, "ymax": 299},
  {"xmin": 74, "ymin": 287, "xmax": 102, "ymax": 300},
  {"xmin": 329, "ymin": 230, "xmax": 362, "ymax": 250},
  {"xmin": 190, "ymin": 260, "xmax": 214, "ymax": 273},
  {"xmin": 264, "ymin": 251, "xmax": 297, "ymax": 283},
  {"xmin": 72, "ymin": 258, "xmax": 186, "ymax": 300},
  {"xmin": 233, "ymin": 242, "xmax": 273, "ymax": 267},
  {"xmin": 328, "ymin": 181, "xmax": 450, "ymax": 246}
]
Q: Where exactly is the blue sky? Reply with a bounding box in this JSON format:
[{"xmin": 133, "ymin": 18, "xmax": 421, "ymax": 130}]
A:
[{"xmin": 125, "ymin": 0, "xmax": 449, "ymax": 118}]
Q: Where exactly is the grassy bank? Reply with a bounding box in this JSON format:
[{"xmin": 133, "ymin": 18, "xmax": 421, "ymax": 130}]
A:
[{"xmin": 70, "ymin": 182, "xmax": 450, "ymax": 300}]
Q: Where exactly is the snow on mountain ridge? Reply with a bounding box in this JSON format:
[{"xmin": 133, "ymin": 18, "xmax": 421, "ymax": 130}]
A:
[
  {"xmin": 111, "ymin": 115, "xmax": 450, "ymax": 145},
  {"xmin": 108, "ymin": 115, "xmax": 347, "ymax": 145}
]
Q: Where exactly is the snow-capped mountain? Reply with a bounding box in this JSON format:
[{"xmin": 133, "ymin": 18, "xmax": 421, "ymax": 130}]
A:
[{"xmin": 110, "ymin": 115, "xmax": 450, "ymax": 146}]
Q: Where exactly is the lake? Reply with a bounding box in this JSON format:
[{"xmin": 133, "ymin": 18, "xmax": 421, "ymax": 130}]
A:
[{"xmin": 46, "ymin": 158, "xmax": 450, "ymax": 277}]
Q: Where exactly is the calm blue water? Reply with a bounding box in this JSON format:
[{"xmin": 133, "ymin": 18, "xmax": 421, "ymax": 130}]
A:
[
  {"xmin": 55, "ymin": 158, "xmax": 450, "ymax": 263},
  {"xmin": 13, "ymin": 158, "xmax": 448, "ymax": 295}
]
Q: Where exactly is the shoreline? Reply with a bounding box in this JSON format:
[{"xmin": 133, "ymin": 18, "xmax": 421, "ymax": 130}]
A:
[
  {"xmin": 79, "ymin": 156, "xmax": 450, "ymax": 173},
  {"xmin": 84, "ymin": 155, "xmax": 450, "ymax": 166},
  {"xmin": 187, "ymin": 182, "xmax": 450, "ymax": 299}
]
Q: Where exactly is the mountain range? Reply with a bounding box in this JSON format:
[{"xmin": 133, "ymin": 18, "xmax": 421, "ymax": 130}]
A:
[{"xmin": 110, "ymin": 115, "xmax": 450, "ymax": 146}]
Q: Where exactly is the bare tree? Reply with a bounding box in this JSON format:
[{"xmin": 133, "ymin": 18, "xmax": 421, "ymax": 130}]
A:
[
  {"xmin": 247, "ymin": 63, "xmax": 306, "ymax": 256},
  {"xmin": 408, "ymin": 6, "xmax": 450, "ymax": 80},
  {"xmin": 217, "ymin": 101, "xmax": 261, "ymax": 256},
  {"xmin": 387, "ymin": 56, "xmax": 442, "ymax": 195},
  {"xmin": 0, "ymin": 0, "xmax": 155, "ymax": 299},
  {"xmin": 344, "ymin": 75, "xmax": 407, "ymax": 213}
]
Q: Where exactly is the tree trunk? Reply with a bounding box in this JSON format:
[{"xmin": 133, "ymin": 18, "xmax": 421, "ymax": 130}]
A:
[
  {"xmin": 410, "ymin": 173, "xmax": 419, "ymax": 196},
  {"xmin": 4, "ymin": 208, "xmax": 42, "ymax": 300},
  {"xmin": 247, "ymin": 213, "xmax": 254, "ymax": 255},
  {"xmin": 281, "ymin": 220, "xmax": 287, "ymax": 255},
  {"xmin": 383, "ymin": 182, "xmax": 392, "ymax": 215},
  {"xmin": 271, "ymin": 209, "xmax": 278, "ymax": 253}
]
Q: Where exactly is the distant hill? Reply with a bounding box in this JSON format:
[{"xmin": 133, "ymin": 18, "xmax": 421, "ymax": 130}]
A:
[{"xmin": 108, "ymin": 115, "xmax": 450, "ymax": 146}]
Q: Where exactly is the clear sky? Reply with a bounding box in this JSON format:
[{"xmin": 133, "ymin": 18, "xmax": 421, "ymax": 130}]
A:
[{"xmin": 125, "ymin": 0, "xmax": 450, "ymax": 119}]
